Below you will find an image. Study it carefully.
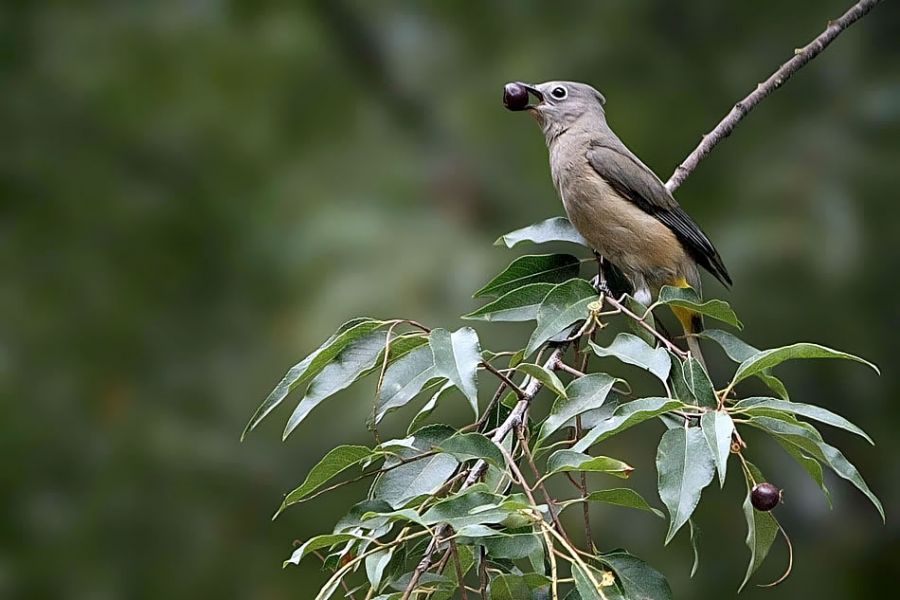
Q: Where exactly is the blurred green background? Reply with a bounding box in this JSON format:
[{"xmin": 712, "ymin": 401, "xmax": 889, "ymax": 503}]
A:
[{"xmin": 2, "ymin": 0, "xmax": 898, "ymax": 598}]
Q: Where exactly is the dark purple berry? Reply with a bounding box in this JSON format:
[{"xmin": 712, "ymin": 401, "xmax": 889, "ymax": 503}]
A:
[
  {"xmin": 503, "ymin": 82, "xmax": 530, "ymax": 111},
  {"xmin": 751, "ymin": 483, "xmax": 782, "ymax": 511}
]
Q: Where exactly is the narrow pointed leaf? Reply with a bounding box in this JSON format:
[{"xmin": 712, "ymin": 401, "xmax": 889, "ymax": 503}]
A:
[
  {"xmin": 569, "ymin": 488, "xmax": 664, "ymax": 518},
  {"xmin": 243, "ymin": 318, "xmax": 380, "ymax": 439},
  {"xmin": 572, "ymin": 398, "xmax": 683, "ymax": 452},
  {"xmin": 700, "ymin": 412, "xmax": 734, "ymax": 487},
  {"xmin": 773, "ymin": 436, "xmax": 832, "ymax": 507},
  {"xmin": 735, "ymin": 397, "xmax": 873, "ymax": 444},
  {"xmin": 658, "ymin": 286, "xmax": 742, "ymax": 329},
  {"xmin": 407, "ymin": 381, "xmax": 454, "ymax": 434},
  {"xmin": 547, "ymin": 450, "xmax": 634, "ymax": 478},
  {"xmin": 376, "ymin": 344, "xmax": 437, "ymax": 423},
  {"xmin": 746, "ymin": 416, "xmax": 883, "ymax": 520},
  {"xmin": 495, "ymin": 216, "xmax": 588, "ymax": 248},
  {"xmin": 739, "ymin": 462, "xmax": 780, "ymax": 592},
  {"xmin": 525, "ymin": 279, "xmax": 598, "ymax": 357},
  {"xmin": 572, "ymin": 564, "xmax": 606, "ymax": 600},
  {"xmin": 430, "ymin": 327, "xmax": 481, "ymax": 416},
  {"xmin": 590, "ymin": 333, "xmax": 671, "ymax": 383},
  {"xmin": 657, "ymin": 427, "xmax": 715, "ymax": 544},
  {"xmin": 277, "ymin": 445, "xmax": 374, "ymax": 514},
  {"xmin": 731, "ymin": 343, "xmax": 879, "ymax": 386},
  {"xmin": 489, "ymin": 574, "xmax": 531, "ymax": 600},
  {"xmin": 284, "ymin": 533, "xmax": 359, "ymax": 567},
  {"xmin": 540, "ymin": 373, "xmax": 620, "ymax": 440},
  {"xmin": 366, "ymin": 546, "xmax": 395, "ymax": 591},
  {"xmin": 683, "ymin": 357, "xmax": 717, "ymax": 408},
  {"xmin": 474, "ymin": 253, "xmax": 581, "ymax": 298},
  {"xmin": 601, "ymin": 550, "xmax": 673, "ymax": 600},
  {"xmin": 699, "ymin": 329, "xmax": 789, "ymax": 399},
  {"xmin": 515, "ymin": 362, "xmax": 568, "ymax": 399},
  {"xmin": 437, "ymin": 432, "xmax": 505, "ymax": 467},
  {"xmin": 284, "ymin": 329, "xmax": 389, "ymax": 439},
  {"xmin": 464, "ymin": 283, "xmax": 554, "ymax": 322},
  {"xmin": 372, "ymin": 426, "xmax": 459, "ymax": 508}
]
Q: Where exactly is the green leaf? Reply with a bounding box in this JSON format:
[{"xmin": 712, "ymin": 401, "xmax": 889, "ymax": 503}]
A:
[
  {"xmin": 376, "ymin": 344, "xmax": 437, "ymax": 423},
  {"xmin": 243, "ymin": 318, "xmax": 381, "ymax": 439},
  {"xmin": 474, "ymin": 254, "xmax": 581, "ymax": 298},
  {"xmin": 515, "ymin": 362, "xmax": 568, "ymax": 399},
  {"xmin": 589, "ymin": 333, "xmax": 671, "ymax": 383},
  {"xmin": 276, "ymin": 445, "xmax": 374, "ymax": 515},
  {"xmin": 437, "ymin": 432, "xmax": 505, "ymax": 468},
  {"xmin": 735, "ymin": 397, "xmax": 873, "ymax": 444},
  {"xmin": 372, "ymin": 426, "xmax": 459, "ymax": 508},
  {"xmin": 563, "ymin": 488, "xmax": 663, "ymax": 519},
  {"xmin": 682, "ymin": 357, "xmax": 716, "ymax": 408},
  {"xmin": 700, "ymin": 412, "xmax": 734, "ymax": 488},
  {"xmin": 494, "ymin": 216, "xmax": 588, "ymax": 248},
  {"xmin": 366, "ymin": 546, "xmax": 395, "ymax": 591},
  {"xmin": 540, "ymin": 373, "xmax": 620, "ymax": 441},
  {"xmin": 430, "ymin": 545, "xmax": 474, "ymax": 600},
  {"xmin": 464, "ymin": 282, "xmax": 555, "ymax": 322},
  {"xmin": 572, "ymin": 564, "xmax": 607, "ymax": 600},
  {"xmin": 746, "ymin": 416, "xmax": 883, "ymax": 520},
  {"xmin": 334, "ymin": 499, "xmax": 394, "ymax": 532},
  {"xmin": 407, "ymin": 381, "xmax": 455, "ymax": 434},
  {"xmin": 457, "ymin": 531, "xmax": 545, "ymax": 561},
  {"xmin": 657, "ymin": 286, "xmax": 742, "ymax": 329},
  {"xmin": 572, "ymin": 398, "xmax": 683, "ymax": 453},
  {"xmin": 739, "ymin": 463, "xmax": 780, "ymax": 592},
  {"xmin": 284, "ymin": 328, "xmax": 390, "ymax": 439},
  {"xmin": 656, "ymin": 427, "xmax": 715, "ymax": 544},
  {"xmin": 773, "ymin": 436, "xmax": 831, "ymax": 507},
  {"xmin": 601, "ymin": 550, "xmax": 673, "ymax": 600},
  {"xmin": 284, "ymin": 533, "xmax": 359, "ymax": 567},
  {"xmin": 430, "ymin": 327, "xmax": 482, "ymax": 417},
  {"xmin": 489, "ymin": 574, "xmax": 532, "ymax": 600},
  {"xmin": 731, "ymin": 343, "xmax": 879, "ymax": 386},
  {"xmin": 525, "ymin": 279, "xmax": 598, "ymax": 357},
  {"xmin": 422, "ymin": 491, "xmax": 512, "ymax": 530},
  {"xmin": 547, "ymin": 450, "xmax": 634, "ymax": 478},
  {"xmin": 699, "ymin": 330, "xmax": 789, "ymax": 399}
]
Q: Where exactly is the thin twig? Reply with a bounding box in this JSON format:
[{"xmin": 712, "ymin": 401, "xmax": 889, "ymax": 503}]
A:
[
  {"xmin": 449, "ymin": 538, "xmax": 469, "ymax": 599},
  {"xmin": 515, "ymin": 424, "xmax": 575, "ymax": 548},
  {"xmin": 555, "ymin": 360, "xmax": 586, "ymax": 378},
  {"xmin": 605, "ymin": 295, "xmax": 689, "ymax": 359},
  {"xmin": 665, "ymin": 0, "xmax": 883, "ymax": 192},
  {"xmin": 481, "ymin": 361, "xmax": 528, "ymax": 399}
]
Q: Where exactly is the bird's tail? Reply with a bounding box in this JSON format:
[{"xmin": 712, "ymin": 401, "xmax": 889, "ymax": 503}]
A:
[{"xmin": 669, "ymin": 278, "xmax": 707, "ymax": 370}]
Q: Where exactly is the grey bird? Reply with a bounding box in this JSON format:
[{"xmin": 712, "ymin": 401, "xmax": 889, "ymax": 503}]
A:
[{"xmin": 507, "ymin": 80, "xmax": 731, "ymax": 361}]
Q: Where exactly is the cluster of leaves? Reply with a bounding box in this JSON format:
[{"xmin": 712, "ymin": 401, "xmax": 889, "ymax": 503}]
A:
[{"xmin": 245, "ymin": 217, "xmax": 881, "ymax": 599}]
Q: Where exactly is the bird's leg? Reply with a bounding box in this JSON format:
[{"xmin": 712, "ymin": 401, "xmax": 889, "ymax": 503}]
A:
[{"xmin": 590, "ymin": 252, "xmax": 613, "ymax": 296}]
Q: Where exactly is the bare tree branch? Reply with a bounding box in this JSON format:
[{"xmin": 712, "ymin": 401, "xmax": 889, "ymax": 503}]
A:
[{"xmin": 665, "ymin": 0, "xmax": 882, "ymax": 192}]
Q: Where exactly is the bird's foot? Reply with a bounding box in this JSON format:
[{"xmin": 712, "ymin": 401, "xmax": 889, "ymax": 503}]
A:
[{"xmin": 590, "ymin": 274, "xmax": 613, "ymax": 296}]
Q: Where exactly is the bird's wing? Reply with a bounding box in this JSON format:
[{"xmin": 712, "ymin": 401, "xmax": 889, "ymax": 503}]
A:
[{"xmin": 586, "ymin": 142, "xmax": 732, "ymax": 287}]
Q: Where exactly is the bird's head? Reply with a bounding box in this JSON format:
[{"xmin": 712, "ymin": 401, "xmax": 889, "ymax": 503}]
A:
[{"xmin": 503, "ymin": 80, "xmax": 607, "ymax": 140}]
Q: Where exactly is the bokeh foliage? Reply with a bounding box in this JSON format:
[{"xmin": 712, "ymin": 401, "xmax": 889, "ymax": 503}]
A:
[{"xmin": 2, "ymin": 0, "xmax": 898, "ymax": 598}]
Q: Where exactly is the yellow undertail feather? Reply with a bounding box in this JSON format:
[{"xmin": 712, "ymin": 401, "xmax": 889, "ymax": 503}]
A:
[{"xmin": 669, "ymin": 277, "xmax": 707, "ymax": 369}]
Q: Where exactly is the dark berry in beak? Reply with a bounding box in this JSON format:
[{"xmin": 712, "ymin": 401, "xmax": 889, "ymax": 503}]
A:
[
  {"xmin": 751, "ymin": 483, "xmax": 783, "ymax": 511},
  {"xmin": 503, "ymin": 82, "xmax": 530, "ymax": 111}
]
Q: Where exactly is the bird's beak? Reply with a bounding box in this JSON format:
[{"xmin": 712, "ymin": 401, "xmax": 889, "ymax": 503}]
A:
[{"xmin": 517, "ymin": 82, "xmax": 544, "ymax": 109}]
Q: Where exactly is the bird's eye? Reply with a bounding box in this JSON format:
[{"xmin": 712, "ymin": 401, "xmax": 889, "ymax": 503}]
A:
[{"xmin": 550, "ymin": 86, "xmax": 567, "ymax": 99}]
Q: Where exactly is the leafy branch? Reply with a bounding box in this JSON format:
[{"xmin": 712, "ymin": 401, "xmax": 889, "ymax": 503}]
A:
[{"xmin": 244, "ymin": 1, "xmax": 883, "ymax": 597}]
